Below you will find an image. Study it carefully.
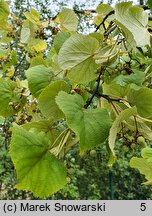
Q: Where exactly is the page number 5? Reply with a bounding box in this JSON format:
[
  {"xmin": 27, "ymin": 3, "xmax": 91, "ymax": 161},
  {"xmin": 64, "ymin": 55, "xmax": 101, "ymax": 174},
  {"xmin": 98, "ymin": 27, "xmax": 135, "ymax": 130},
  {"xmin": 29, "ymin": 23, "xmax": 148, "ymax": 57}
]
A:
[{"xmin": 140, "ymin": 203, "xmax": 146, "ymax": 211}]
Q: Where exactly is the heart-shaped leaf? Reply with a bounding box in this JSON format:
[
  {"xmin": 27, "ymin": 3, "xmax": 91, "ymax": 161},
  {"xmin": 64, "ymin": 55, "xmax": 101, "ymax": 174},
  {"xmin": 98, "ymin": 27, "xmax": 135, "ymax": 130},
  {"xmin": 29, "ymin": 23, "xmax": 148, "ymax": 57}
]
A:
[
  {"xmin": 9, "ymin": 126, "xmax": 67, "ymax": 198},
  {"xmin": 57, "ymin": 8, "xmax": 78, "ymax": 32},
  {"xmin": 56, "ymin": 91, "xmax": 112, "ymax": 153},
  {"xmin": 0, "ymin": 78, "xmax": 25, "ymax": 117},
  {"xmin": 38, "ymin": 80, "xmax": 71, "ymax": 120},
  {"xmin": 127, "ymin": 87, "xmax": 152, "ymax": 119},
  {"xmin": 58, "ymin": 34, "xmax": 99, "ymax": 84},
  {"xmin": 130, "ymin": 147, "xmax": 152, "ymax": 184},
  {"xmin": 26, "ymin": 65, "xmax": 53, "ymax": 98},
  {"xmin": 115, "ymin": 2, "xmax": 150, "ymax": 47}
]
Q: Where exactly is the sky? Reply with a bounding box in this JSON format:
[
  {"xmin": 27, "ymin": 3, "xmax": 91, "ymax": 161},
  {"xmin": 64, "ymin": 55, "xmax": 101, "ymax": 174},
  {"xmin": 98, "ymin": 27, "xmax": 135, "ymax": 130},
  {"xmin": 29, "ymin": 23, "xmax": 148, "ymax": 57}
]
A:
[
  {"xmin": 10, "ymin": 0, "xmax": 141, "ymax": 10},
  {"xmin": 9, "ymin": 0, "xmax": 143, "ymax": 20},
  {"xmin": 53, "ymin": 0, "xmax": 140, "ymax": 9}
]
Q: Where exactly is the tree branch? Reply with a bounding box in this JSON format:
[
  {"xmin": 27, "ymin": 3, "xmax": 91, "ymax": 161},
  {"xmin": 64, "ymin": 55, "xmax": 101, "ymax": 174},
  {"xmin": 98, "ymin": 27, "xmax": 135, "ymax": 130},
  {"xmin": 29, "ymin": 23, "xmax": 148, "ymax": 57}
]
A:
[
  {"xmin": 84, "ymin": 67, "xmax": 104, "ymax": 108},
  {"xmin": 97, "ymin": 93, "xmax": 121, "ymax": 103},
  {"xmin": 84, "ymin": 66, "xmax": 121, "ymax": 109},
  {"xmin": 104, "ymin": 22, "xmax": 117, "ymax": 41},
  {"xmin": 95, "ymin": 10, "xmax": 115, "ymax": 32}
]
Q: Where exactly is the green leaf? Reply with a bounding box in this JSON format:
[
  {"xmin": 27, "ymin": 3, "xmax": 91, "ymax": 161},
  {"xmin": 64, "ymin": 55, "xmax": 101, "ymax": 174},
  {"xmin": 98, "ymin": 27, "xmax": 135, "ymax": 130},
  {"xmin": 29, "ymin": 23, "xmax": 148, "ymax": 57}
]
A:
[
  {"xmin": 54, "ymin": 32, "xmax": 71, "ymax": 53},
  {"xmin": 0, "ymin": 78, "xmax": 25, "ymax": 117},
  {"xmin": 115, "ymin": 2, "xmax": 150, "ymax": 47},
  {"xmin": 147, "ymin": 0, "xmax": 152, "ymax": 12},
  {"xmin": 95, "ymin": 4, "xmax": 114, "ymax": 26},
  {"xmin": 20, "ymin": 20, "xmax": 39, "ymax": 44},
  {"xmin": 51, "ymin": 54, "xmax": 62, "ymax": 75},
  {"xmin": 108, "ymin": 106, "xmax": 137, "ymax": 159},
  {"xmin": 20, "ymin": 27, "xmax": 31, "ymax": 44},
  {"xmin": 89, "ymin": 32, "xmax": 103, "ymax": 44},
  {"xmin": 38, "ymin": 80, "xmax": 71, "ymax": 120},
  {"xmin": 56, "ymin": 91, "xmax": 112, "ymax": 153},
  {"xmin": 127, "ymin": 87, "xmax": 152, "ymax": 119},
  {"xmin": 24, "ymin": 8, "xmax": 40, "ymax": 25},
  {"xmin": 94, "ymin": 45, "xmax": 118, "ymax": 65},
  {"xmin": 0, "ymin": 45, "xmax": 9, "ymax": 59},
  {"xmin": 103, "ymin": 82, "xmax": 129, "ymax": 99},
  {"xmin": 0, "ymin": 0, "xmax": 9, "ymax": 20},
  {"xmin": 130, "ymin": 147, "xmax": 152, "ymax": 184},
  {"xmin": 58, "ymin": 8, "xmax": 78, "ymax": 32},
  {"xmin": 6, "ymin": 50, "xmax": 18, "ymax": 68},
  {"xmin": 26, "ymin": 65, "xmax": 53, "ymax": 98},
  {"xmin": 123, "ymin": 70, "xmax": 145, "ymax": 86},
  {"xmin": 96, "ymin": 4, "xmax": 113, "ymax": 15},
  {"xmin": 113, "ymin": 70, "xmax": 145, "ymax": 86},
  {"xmin": 24, "ymin": 38, "xmax": 47, "ymax": 52},
  {"xmin": 22, "ymin": 118, "xmax": 60, "ymax": 143},
  {"xmin": 130, "ymin": 157, "xmax": 152, "ymax": 182},
  {"xmin": 58, "ymin": 34, "xmax": 99, "ymax": 84},
  {"xmin": 0, "ymin": 116, "xmax": 5, "ymax": 124},
  {"xmin": 141, "ymin": 148, "xmax": 152, "ymax": 162},
  {"xmin": 32, "ymin": 39, "xmax": 47, "ymax": 52},
  {"xmin": 10, "ymin": 126, "xmax": 67, "ymax": 197},
  {"xmin": 22, "ymin": 118, "xmax": 54, "ymax": 133},
  {"xmin": 114, "ymin": 20, "xmax": 136, "ymax": 48},
  {"xmin": 29, "ymin": 54, "xmax": 47, "ymax": 67}
]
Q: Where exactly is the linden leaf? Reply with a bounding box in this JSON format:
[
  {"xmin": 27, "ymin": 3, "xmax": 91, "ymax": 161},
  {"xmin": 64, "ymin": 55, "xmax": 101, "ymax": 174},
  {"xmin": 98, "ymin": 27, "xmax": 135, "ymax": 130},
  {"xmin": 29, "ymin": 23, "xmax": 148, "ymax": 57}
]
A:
[{"xmin": 10, "ymin": 126, "xmax": 67, "ymax": 198}]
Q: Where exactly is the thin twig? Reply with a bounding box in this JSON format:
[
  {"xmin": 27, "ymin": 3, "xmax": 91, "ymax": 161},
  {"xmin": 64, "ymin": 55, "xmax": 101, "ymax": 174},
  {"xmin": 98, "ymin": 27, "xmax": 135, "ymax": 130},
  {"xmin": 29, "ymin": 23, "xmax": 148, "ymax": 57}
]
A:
[
  {"xmin": 84, "ymin": 67, "xmax": 104, "ymax": 108},
  {"xmin": 98, "ymin": 93, "xmax": 121, "ymax": 103},
  {"xmin": 95, "ymin": 10, "xmax": 115, "ymax": 32},
  {"xmin": 104, "ymin": 23, "xmax": 117, "ymax": 41},
  {"xmin": 110, "ymin": 101, "xmax": 120, "ymax": 115},
  {"xmin": 134, "ymin": 116, "xmax": 139, "ymax": 136}
]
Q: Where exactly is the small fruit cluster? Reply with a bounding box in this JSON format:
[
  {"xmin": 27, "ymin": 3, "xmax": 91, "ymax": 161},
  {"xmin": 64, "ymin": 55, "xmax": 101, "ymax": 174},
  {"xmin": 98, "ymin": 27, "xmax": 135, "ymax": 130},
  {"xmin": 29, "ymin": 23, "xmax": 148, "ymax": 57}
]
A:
[{"xmin": 121, "ymin": 135, "xmax": 147, "ymax": 153}]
